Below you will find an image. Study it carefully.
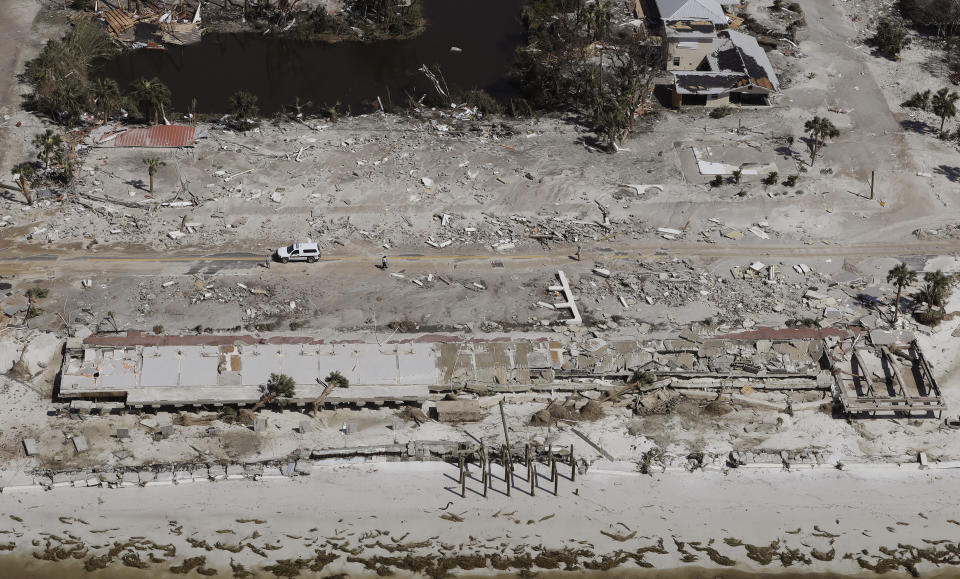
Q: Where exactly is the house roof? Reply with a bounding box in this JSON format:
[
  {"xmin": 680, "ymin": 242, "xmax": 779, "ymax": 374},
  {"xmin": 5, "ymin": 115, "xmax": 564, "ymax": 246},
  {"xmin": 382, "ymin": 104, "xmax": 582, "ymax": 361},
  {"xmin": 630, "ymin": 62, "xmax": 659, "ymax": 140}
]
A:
[
  {"xmin": 107, "ymin": 125, "xmax": 196, "ymax": 148},
  {"xmin": 654, "ymin": 0, "xmax": 727, "ymax": 25},
  {"xmin": 673, "ymin": 28, "xmax": 779, "ymax": 97},
  {"xmin": 708, "ymin": 29, "xmax": 780, "ymax": 92}
]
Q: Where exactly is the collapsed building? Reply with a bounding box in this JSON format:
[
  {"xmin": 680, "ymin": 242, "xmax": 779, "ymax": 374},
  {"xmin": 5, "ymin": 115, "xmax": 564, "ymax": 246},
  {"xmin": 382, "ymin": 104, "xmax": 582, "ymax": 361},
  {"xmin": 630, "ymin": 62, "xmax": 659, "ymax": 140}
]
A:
[
  {"xmin": 58, "ymin": 329, "xmax": 944, "ymax": 418},
  {"xmin": 648, "ymin": 0, "xmax": 780, "ymax": 106}
]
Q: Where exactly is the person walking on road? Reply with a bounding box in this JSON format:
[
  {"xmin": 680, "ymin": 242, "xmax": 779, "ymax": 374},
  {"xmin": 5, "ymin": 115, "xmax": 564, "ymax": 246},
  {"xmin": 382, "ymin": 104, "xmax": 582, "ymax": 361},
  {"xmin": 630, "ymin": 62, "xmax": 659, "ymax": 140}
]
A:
[
  {"xmin": 381, "ymin": 255, "xmax": 388, "ymax": 270},
  {"xmin": 575, "ymin": 245, "xmax": 582, "ymax": 262},
  {"xmin": 265, "ymin": 254, "xmax": 271, "ymax": 269}
]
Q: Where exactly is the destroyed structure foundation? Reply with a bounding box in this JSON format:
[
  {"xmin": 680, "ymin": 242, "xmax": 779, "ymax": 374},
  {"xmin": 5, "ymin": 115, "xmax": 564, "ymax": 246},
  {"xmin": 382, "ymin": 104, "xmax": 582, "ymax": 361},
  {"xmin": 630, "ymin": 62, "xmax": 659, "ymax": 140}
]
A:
[{"xmin": 57, "ymin": 329, "xmax": 945, "ymax": 418}]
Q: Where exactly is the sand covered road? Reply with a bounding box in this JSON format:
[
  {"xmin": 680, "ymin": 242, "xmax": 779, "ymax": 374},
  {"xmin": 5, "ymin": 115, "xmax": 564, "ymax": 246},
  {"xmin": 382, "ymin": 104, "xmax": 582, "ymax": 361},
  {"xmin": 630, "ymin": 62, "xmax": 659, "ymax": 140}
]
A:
[
  {"xmin": 3, "ymin": 462, "xmax": 960, "ymax": 577},
  {"xmin": 0, "ymin": 0, "xmax": 39, "ymax": 174}
]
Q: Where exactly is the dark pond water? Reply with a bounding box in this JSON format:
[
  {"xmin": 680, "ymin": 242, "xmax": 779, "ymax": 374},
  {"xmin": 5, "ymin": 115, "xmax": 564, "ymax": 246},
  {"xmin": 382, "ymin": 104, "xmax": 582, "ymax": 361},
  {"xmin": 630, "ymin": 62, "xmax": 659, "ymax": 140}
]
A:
[{"xmin": 94, "ymin": 0, "xmax": 524, "ymax": 115}]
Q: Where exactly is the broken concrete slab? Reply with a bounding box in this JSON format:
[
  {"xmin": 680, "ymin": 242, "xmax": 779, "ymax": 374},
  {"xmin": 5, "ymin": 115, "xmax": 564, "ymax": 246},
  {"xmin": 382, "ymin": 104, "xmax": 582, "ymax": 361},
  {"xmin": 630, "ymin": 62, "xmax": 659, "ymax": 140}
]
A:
[
  {"xmin": 72, "ymin": 435, "xmax": 88, "ymax": 453},
  {"xmin": 436, "ymin": 399, "xmax": 483, "ymax": 422}
]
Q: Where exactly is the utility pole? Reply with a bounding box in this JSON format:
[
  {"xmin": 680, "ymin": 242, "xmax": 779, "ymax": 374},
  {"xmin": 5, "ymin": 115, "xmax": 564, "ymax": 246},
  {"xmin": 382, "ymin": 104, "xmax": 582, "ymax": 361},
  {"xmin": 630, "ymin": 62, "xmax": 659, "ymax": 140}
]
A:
[{"xmin": 870, "ymin": 170, "xmax": 875, "ymax": 200}]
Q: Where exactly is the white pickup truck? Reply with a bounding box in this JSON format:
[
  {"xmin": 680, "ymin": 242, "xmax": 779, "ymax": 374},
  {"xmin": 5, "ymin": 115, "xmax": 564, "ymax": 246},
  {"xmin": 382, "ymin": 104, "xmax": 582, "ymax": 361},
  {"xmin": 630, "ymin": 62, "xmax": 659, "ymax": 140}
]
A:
[{"xmin": 274, "ymin": 242, "xmax": 321, "ymax": 263}]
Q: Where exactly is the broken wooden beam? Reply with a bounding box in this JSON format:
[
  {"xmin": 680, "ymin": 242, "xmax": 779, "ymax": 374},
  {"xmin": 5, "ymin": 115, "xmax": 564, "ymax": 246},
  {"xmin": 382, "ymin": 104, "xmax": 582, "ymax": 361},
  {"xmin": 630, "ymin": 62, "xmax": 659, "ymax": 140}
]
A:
[{"xmin": 571, "ymin": 428, "xmax": 613, "ymax": 461}]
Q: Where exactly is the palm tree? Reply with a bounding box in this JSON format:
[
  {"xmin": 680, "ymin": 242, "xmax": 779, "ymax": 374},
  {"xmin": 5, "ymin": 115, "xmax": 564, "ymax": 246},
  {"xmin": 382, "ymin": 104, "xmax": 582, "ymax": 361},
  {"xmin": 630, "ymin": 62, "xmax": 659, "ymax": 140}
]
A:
[
  {"xmin": 252, "ymin": 373, "xmax": 296, "ymax": 410},
  {"xmin": 886, "ymin": 263, "xmax": 917, "ymax": 322},
  {"xmin": 32, "ymin": 129, "xmax": 62, "ymax": 170},
  {"xmin": 11, "ymin": 163, "xmax": 35, "ymax": 205},
  {"xmin": 90, "ymin": 78, "xmax": 121, "ymax": 124},
  {"xmin": 128, "ymin": 77, "xmax": 172, "ymax": 125},
  {"xmin": 923, "ymin": 270, "xmax": 950, "ymax": 313},
  {"xmin": 229, "ymin": 90, "xmax": 259, "ymax": 132},
  {"xmin": 581, "ymin": 0, "xmax": 611, "ymax": 41},
  {"xmin": 143, "ymin": 157, "xmax": 166, "ymax": 193},
  {"xmin": 931, "ymin": 87, "xmax": 959, "ymax": 134},
  {"xmin": 56, "ymin": 150, "xmax": 74, "ymax": 182},
  {"xmin": 803, "ymin": 116, "xmax": 839, "ymax": 165}
]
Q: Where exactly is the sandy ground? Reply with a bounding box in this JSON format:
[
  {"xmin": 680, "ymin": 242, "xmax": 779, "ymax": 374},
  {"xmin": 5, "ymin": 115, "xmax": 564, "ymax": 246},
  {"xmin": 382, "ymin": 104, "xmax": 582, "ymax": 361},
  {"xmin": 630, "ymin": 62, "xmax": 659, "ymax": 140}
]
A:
[
  {"xmin": 4, "ymin": 462, "xmax": 960, "ymax": 577},
  {"xmin": 0, "ymin": 0, "xmax": 41, "ymax": 172}
]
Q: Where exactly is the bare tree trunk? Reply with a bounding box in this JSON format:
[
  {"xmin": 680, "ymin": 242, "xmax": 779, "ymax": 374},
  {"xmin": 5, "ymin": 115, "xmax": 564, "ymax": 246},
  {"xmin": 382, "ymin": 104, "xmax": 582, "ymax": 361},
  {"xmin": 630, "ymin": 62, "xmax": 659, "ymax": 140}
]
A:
[
  {"xmin": 894, "ymin": 285, "xmax": 902, "ymax": 321},
  {"xmin": 20, "ymin": 179, "xmax": 33, "ymax": 205}
]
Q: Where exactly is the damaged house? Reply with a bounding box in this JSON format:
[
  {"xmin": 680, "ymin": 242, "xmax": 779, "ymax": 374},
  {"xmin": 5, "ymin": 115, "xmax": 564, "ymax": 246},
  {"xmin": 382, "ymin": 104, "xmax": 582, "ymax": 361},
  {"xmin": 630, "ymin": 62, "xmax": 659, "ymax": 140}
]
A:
[
  {"xmin": 650, "ymin": 0, "xmax": 780, "ymax": 107},
  {"xmin": 671, "ymin": 29, "xmax": 780, "ymax": 107}
]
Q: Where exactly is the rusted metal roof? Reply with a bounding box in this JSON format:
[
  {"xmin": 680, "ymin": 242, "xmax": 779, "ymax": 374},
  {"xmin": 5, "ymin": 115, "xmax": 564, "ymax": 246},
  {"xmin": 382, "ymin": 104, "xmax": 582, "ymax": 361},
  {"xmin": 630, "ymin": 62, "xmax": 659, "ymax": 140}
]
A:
[{"xmin": 110, "ymin": 125, "xmax": 196, "ymax": 148}]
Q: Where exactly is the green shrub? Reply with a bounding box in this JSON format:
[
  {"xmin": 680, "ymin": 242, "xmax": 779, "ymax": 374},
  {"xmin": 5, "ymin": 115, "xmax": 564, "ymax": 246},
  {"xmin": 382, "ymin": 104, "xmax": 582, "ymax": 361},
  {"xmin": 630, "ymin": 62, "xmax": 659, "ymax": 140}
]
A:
[
  {"xmin": 764, "ymin": 171, "xmax": 779, "ymax": 186},
  {"xmin": 915, "ymin": 309, "xmax": 944, "ymax": 326},
  {"xmin": 903, "ymin": 90, "xmax": 931, "ymax": 110},
  {"xmin": 152, "ymin": 324, "xmax": 164, "ymax": 334},
  {"xmin": 459, "ymin": 89, "xmax": 503, "ymax": 116},
  {"xmin": 24, "ymin": 21, "xmax": 115, "ymax": 125},
  {"xmin": 784, "ymin": 174, "xmax": 798, "ymax": 186},
  {"xmin": 873, "ymin": 17, "xmax": 911, "ymax": 58},
  {"xmin": 218, "ymin": 406, "xmax": 238, "ymax": 423},
  {"xmin": 710, "ymin": 175, "xmax": 724, "ymax": 187},
  {"xmin": 709, "ymin": 105, "xmax": 733, "ymax": 119},
  {"xmin": 25, "ymin": 287, "xmax": 49, "ymax": 300}
]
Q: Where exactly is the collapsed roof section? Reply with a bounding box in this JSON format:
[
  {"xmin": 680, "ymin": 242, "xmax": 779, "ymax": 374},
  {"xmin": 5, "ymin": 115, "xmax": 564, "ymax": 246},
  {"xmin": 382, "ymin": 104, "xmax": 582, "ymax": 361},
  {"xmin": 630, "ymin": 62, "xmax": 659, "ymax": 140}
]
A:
[
  {"xmin": 673, "ymin": 29, "xmax": 780, "ymax": 96},
  {"xmin": 710, "ymin": 29, "xmax": 780, "ymax": 91}
]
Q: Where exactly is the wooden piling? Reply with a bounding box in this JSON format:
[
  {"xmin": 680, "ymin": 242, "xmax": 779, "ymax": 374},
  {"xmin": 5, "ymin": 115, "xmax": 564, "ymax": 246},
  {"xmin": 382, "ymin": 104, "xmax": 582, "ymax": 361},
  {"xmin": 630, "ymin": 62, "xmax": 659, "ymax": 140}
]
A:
[
  {"xmin": 481, "ymin": 445, "xmax": 488, "ymax": 498},
  {"xmin": 525, "ymin": 443, "xmax": 531, "ymax": 477},
  {"xmin": 485, "ymin": 445, "xmax": 492, "ymax": 494},
  {"xmin": 502, "ymin": 446, "xmax": 511, "ymax": 497},
  {"xmin": 499, "ymin": 400, "xmax": 510, "ymax": 451},
  {"xmin": 570, "ymin": 444, "xmax": 576, "ymax": 482},
  {"xmin": 530, "ymin": 463, "xmax": 536, "ymax": 496},
  {"xmin": 551, "ymin": 458, "xmax": 558, "ymax": 496}
]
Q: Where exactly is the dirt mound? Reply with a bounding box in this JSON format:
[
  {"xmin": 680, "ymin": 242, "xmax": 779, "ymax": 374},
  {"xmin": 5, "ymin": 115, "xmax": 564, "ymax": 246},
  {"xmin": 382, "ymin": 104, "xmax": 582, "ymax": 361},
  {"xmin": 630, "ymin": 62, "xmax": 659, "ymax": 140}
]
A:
[
  {"xmin": 700, "ymin": 401, "xmax": 734, "ymax": 416},
  {"xmin": 578, "ymin": 400, "xmax": 604, "ymax": 421},
  {"xmin": 8, "ymin": 359, "xmax": 30, "ymax": 381},
  {"xmin": 529, "ymin": 399, "xmax": 604, "ymax": 426},
  {"xmin": 237, "ymin": 409, "xmax": 257, "ymax": 426},
  {"xmin": 398, "ymin": 405, "xmax": 428, "ymax": 425}
]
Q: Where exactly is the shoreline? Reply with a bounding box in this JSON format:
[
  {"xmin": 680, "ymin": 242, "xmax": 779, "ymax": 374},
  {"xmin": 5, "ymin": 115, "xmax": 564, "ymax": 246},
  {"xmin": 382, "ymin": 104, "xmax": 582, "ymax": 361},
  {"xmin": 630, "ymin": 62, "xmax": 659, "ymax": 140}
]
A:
[{"xmin": 2, "ymin": 462, "xmax": 959, "ymax": 577}]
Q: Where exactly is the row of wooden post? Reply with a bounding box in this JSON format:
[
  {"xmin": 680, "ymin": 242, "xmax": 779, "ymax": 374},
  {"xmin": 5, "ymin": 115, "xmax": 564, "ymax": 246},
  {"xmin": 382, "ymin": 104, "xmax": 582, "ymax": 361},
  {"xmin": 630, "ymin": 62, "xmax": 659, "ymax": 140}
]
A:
[{"xmin": 457, "ymin": 443, "xmax": 575, "ymax": 498}]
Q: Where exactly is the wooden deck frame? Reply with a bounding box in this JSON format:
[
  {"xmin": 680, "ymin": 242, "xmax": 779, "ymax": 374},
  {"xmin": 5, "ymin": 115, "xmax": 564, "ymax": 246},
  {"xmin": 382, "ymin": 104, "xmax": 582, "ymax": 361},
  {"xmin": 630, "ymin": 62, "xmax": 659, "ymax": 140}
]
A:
[{"xmin": 834, "ymin": 339, "xmax": 945, "ymax": 419}]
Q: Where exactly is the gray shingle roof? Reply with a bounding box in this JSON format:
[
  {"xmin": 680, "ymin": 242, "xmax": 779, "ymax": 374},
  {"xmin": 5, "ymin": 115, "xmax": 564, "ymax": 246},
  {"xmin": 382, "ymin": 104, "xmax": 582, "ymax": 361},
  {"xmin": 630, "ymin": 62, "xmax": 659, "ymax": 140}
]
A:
[
  {"xmin": 654, "ymin": 0, "xmax": 727, "ymax": 25},
  {"xmin": 717, "ymin": 29, "xmax": 780, "ymax": 92}
]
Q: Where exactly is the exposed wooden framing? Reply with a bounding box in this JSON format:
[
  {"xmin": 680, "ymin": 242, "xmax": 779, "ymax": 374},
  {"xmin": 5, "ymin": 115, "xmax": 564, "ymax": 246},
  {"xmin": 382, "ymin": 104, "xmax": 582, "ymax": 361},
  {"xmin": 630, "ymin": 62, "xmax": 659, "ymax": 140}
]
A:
[
  {"xmin": 850, "ymin": 348, "xmax": 876, "ymax": 397},
  {"xmin": 836, "ymin": 340, "xmax": 946, "ymax": 418},
  {"xmin": 571, "ymin": 428, "xmax": 613, "ymax": 461},
  {"xmin": 880, "ymin": 348, "xmax": 909, "ymax": 399},
  {"xmin": 103, "ymin": 9, "xmax": 136, "ymax": 36}
]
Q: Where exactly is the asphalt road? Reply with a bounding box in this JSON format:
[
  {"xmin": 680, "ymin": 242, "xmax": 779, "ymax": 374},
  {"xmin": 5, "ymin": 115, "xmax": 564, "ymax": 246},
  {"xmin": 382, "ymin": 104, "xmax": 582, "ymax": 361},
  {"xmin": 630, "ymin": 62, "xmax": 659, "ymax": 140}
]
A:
[{"xmin": 0, "ymin": 238, "xmax": 958, "ymax": 277}]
